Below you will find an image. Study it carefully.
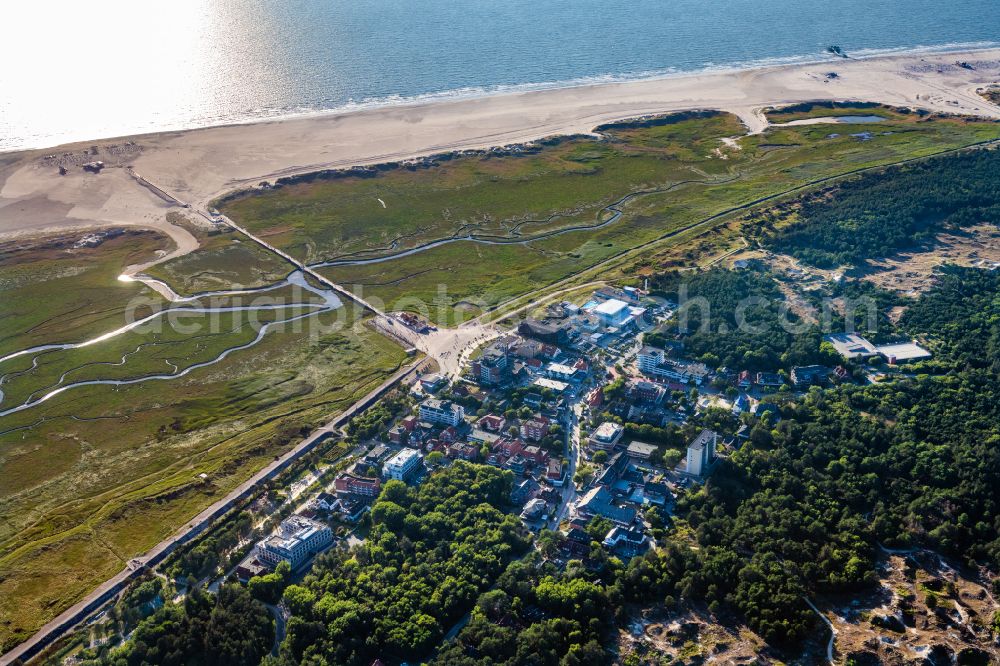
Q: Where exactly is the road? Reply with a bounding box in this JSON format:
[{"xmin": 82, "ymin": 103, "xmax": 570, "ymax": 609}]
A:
[
  {"xmin": 215, "ymin": 207, "xmax": 507, "ymax": 380},
  {"xmin": 265, "ymin": 603, "xmax": 286, "ymax": 657},
  {"xmin": 550, "ymin": 392, "xmax": 586, "ymax": 528},
  {"xmin": 803, "ymin": 596, "xmax": 837, "ymax": 665}
]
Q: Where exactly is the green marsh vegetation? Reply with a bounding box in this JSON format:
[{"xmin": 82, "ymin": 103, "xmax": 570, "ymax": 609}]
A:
[
  {"xmin": 0, "ymin": 230, "xmax": 168, "ymax": 357},
  {"xmin": 220, "ymin": 107, "xmax": 1000, "ymax": 325},
  {"xmin": 145, "ymin": 213, "xmax": 292, "ymax": 294},
  {"xmin": 0, "ymin": 229, "xmax": 407, "ymax": 651}
]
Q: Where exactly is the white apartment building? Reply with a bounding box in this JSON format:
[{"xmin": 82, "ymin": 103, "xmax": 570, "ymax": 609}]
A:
[
  {"xmin": 588, "ymin": 421, "xmax": 624, "ymax": 451},
  {"xmin": 419, "ymin": 398, "xmax": 466, "ymax": 427},
  {"xmin": 383, "ymin": 448, "xmax": 424, "ymax": 481},
  {"xmin": 686, "ymin": 429, "xmax": 717, "ymax": 477},
  {"xmin": 637, "ymin": 346, "xmax": 709, "ymax": 385}
]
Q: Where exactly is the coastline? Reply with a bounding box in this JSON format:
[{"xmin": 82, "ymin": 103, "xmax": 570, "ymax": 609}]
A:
[
  {"xmin": 1, "ymin": 45, "xmax": 999, "ymax": 249},
  {"xmin": 2, "ymin": 40, "xmax": 997, "ymax": 156}
]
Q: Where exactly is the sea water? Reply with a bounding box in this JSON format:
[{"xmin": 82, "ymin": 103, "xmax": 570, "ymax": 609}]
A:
[{"xmin": 1, "ymin": 0, "xmax": 998, "ymax": 151}]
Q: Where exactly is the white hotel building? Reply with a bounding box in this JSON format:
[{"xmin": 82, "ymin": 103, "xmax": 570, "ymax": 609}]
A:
[{"xmin": 256, "ymin": 515, "xmax": 333, "ymax": 569}]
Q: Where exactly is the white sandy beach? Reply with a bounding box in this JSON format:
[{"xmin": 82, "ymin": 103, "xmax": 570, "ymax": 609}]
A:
[{"xmin": 1, "ymin": 47, "xmax": 999, "ymax": 257}]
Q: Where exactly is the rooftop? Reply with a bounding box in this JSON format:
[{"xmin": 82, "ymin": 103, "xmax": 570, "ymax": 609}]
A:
[
  {"xmin": 385, "ymin": 448, "xmax": 422, "ymax": 466},
  {"xmin": 592, "ymin": 421, "xmax": 623, "ymax": 442},
  {"xmin": 627, "ymin": 441, "xmax": 658, "ymax": 456},
  {"xmin": 875, "ymin": 341, "xmax": 932, "ymax": 361},
  {"xmin": 593, "ymin": 298, "xmax": 630, "ymax": 317},
  {"xmin": 421, "ymin": 397, "xmax": 459, "ymax": 411},
  {"xmin": 825, "ymin": 333, "xmax": 878, "ymax": 359},
  {"xmin": 533, "ymin": 377, "xmax": 569, "ymax": 392},
  {"xmin": 689, "ymin": 429, "xmax": 717, "ymax": 451}
]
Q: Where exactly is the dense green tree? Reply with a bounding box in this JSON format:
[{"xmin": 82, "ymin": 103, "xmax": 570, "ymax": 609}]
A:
[
  {"xmin": 762, "ymin": 149, "xmax": 1000, "ymax": 267},
  {"xmin": 271, "ymin": 462, "xmax": 529, "ymax": 665},
  {"xmin": 95, "ymin": 585, "xmax": 273, "ymax": 666}
]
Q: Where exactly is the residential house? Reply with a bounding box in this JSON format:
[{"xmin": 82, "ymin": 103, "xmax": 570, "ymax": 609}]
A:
[
  {"xmin": 642, "ymin": 477, "xmax": 670, "ymax": 506},
  {"xmin": 387, "ymin": 425, "xmax": 408, "ymax": 445},
  {"xmin": 585, "ymin": 388, "xmax": 604, "ymax": 409},
  {"xmin": 505, "ymin": 455, "xmax": 529, "ymax": 476},
  {"xmin": 755, "ymin": 372, "xmax": 784, "ymax": 389},
  {"xmin": 574, "ymin": 486, "xmax": 637, "ymax": 526},
  {"xmin": 522, "ymin": 445, "xmax": 550, "ymax": 467},
  {"xmin": 236, "ymin": 559, "xmax": 268, "ymax": 582},
  {"xmin": 546, "ymin": 459, "xmax": 567, "ymax": 487},
  {"xmin": 511, "ymin": 478, "xmax": 540, "ymax": 505},
  {"xmin": 333, "ymin": 472, "xmax": 381, "ymax": 498},
  {"xmin": 520, "ymin": 498, "xmax": 548, "ymax": 521},
  {"xmin": 523, "ymin": 393, "xmax": 542, "ymax": 409},
  {"xmin": 594, "ymin": 451, "xmax": 629, "ymax": 488},
  {"xmin": 602, "ymin": 526, "xmax": 650, "ymax": 558},
  {"xmin": 737, "ymin": 370, "xmax": 753, "ymax": 390},
  {"xmin": 448, "ymin": 442, "xmax": 480, "ymax": 462},
  {"xmin": 477, "ymin": 414, "xmax": 507, "ymax": 433},
  {"xmin": 790, "ymin": 365, "xmax": 830, "ymax": 388}
]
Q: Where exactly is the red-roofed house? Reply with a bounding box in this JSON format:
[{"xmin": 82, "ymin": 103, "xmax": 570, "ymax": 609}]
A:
[{"xmin": 477, "ymin": 414, "xmax": 507, "ymax": 432}]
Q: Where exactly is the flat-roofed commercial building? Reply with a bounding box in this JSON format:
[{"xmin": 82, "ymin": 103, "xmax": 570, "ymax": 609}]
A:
[
  {"xmin": 875, "ymin": 341, "xmax": 931, "ymax": 364},
  {"xmin": 825, "ymin": 333, "xmax": 878, "ymax": 360},
  {"xmin": 592, "ymin": 299, "xmax": 631, "ymax": 327},
  {"xmin": 627, "ymin": 441, "xmax": 658, "ymax": 461}
]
